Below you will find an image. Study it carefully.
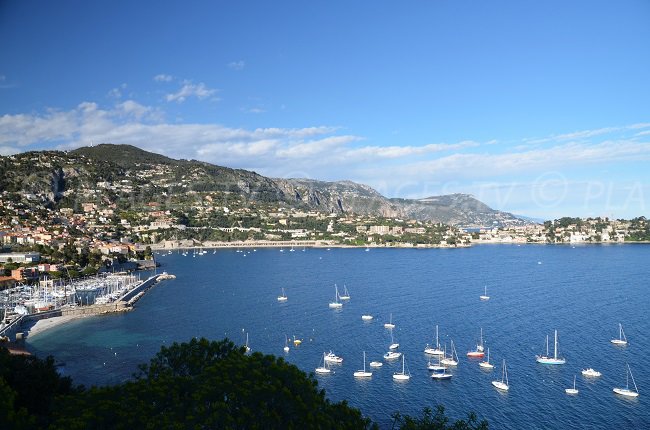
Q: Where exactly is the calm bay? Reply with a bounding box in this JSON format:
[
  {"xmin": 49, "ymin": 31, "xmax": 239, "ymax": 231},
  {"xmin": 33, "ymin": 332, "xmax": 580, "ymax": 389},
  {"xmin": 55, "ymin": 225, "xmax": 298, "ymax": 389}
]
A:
[{"xmin": 27, "ymin": 245, "xmax": 649, "ymax": 429}]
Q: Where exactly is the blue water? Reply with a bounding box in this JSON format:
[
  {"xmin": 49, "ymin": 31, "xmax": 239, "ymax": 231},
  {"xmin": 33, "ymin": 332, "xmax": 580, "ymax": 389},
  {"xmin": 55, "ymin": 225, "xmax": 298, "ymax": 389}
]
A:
[{"xmin": 27, "ymin": 245, "xmax": 650, "ymax": 429}]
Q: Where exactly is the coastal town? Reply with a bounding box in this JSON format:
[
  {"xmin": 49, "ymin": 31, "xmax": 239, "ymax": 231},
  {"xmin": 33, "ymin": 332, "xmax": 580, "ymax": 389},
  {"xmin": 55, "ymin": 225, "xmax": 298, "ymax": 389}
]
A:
[{"xmin": 2, "ymin": 181, "xmax": 649, "ymax": 289}]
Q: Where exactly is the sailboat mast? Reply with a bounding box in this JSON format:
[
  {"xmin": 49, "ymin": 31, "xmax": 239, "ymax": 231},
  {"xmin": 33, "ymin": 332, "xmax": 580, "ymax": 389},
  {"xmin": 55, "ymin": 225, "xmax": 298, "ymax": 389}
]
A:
[{"xmin": 554, "ymin": 330, "xmax": 558, "ymax": 359}]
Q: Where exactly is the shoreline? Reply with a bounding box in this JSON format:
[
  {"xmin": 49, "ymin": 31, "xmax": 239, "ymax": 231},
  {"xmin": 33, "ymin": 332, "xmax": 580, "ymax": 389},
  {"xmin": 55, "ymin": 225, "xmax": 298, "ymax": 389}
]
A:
[
  {"xmin": 24, "ymin": 315, "xmax": 90, "ymax": 339},
  {"xmin": 149, "ymin": 240, "xmax": 650, "ymax": 251}
]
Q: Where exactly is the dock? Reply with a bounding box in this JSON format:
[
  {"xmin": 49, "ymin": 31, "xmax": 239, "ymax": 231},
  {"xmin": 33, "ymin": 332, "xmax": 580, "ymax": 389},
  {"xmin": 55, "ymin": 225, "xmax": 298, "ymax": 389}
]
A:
[{"xmin": 0, "ymin": 273, "xmax": 171, "ymax": 342}]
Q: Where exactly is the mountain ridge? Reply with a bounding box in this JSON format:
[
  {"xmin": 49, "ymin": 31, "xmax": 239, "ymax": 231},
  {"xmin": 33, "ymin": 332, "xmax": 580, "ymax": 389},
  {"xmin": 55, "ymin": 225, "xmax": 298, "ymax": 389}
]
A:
[{"xmin": 4, "ymin": 144, "xmax": 531, "ymax": 227}]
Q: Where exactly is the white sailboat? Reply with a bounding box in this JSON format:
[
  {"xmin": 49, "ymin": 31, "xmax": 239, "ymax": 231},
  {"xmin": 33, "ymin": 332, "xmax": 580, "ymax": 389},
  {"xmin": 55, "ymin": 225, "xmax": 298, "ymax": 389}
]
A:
[
  {"xmin": 565, "ymin": 375, "xmax": 579, "ymax": 395},
  {"xmin": 339, "ymin": 285, "xmax": 351, "ymax": 300},
  {"xmin": 613, "ymin": 364, "xmax": 639, "ymax": 398},
  {"xmin": 424, "ymin": 325, "xmax": 444, "ymax": 355},
  {"xmin": 393, "ymin": 354, "xmax": 411, "ymax": 381},
  {"xmin": 388, "ymin": 329, "xmax": 399, "ymax": 350},
  {"xmin": 430, "ymin": 366, "xmax": 453, "ymax": 380},
  {"xmin": 440, "ymin": 340, "xmax": 459, "ymax": 366},
  {"xmin": 429, "ymin": 353, "xmax": 452, "ymax": 379},
  {"xmin": 480, "ymin": 285, "xmax": 490, "ymax": 301},
  {"xmin": 479, "ymin": 347, "xmax": 494, "ymax": 369},
  {"xmin": 467, "ymin": 327, "xmax": 485, "ymax": 358},
  {"xmin": 353, "ymin": 351, "xmax": 373, "ymax": 378},
  {"xmin": 328, "ymin": 284, "xmax": 343, "ymax": 309},
  {"xmin": 611, "ymin": 323, "xmax": 628, "ymax": 346},
  {"xmin": 536, "ymin": 330, "xmax": 566, "ymax": 365},
  {"xmin": 492, "ymin": 359, "xmax": 509, "ymax": 391},
  {"xmin": 361, "ymin": 314, "xmax": 373, "ymax": 320},
  {"xmin": 384, "ymin": 313, "xmax": 396, "ymax": 329},
  {"xmin": 244, "ymin": 332, "xmax": 251, "ymax": 353},
  {"xmin": 283, "ymin": 335, "xmax": 290, "ymax": 353},
  {"xmin": 277, "ymin": 288, "xmax": 288, "ymax": 302},
  {"xmin": 315, "ymin": 353, "xmax": 331, "ymax": 374}
]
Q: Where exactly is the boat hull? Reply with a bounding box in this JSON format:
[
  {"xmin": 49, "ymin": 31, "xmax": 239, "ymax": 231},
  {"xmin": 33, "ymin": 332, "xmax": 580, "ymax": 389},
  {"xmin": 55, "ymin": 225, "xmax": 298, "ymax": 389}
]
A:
[
  {"xmin": 536, "ymin": 356, "xmax": 566, "ymax": 365},
  {"xmin": 492, "ymin": 381, "xmax": 509, "ymax": 391},
  {"xmin": 613, "ymin": 388, "xmax": 638, "ymax": 397},
  {"xmin": 353, "ymin": 371, "xmax": 372, "ymax": 378},
  {"xmin": 431, "ymin": 373, "xmax": 452, "ymax": 380}
]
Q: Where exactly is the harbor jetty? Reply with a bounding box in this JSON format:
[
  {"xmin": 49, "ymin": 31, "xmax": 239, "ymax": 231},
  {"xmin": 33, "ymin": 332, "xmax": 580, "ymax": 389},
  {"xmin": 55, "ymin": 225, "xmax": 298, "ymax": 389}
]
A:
[{"xmin": 0, "ymin": 272, "xmax": 174, "ymax": 344}]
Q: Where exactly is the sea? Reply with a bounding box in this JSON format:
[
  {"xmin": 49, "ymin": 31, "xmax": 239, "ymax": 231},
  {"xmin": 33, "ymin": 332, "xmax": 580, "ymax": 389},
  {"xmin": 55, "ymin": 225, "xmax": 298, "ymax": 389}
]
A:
[{"xmin": 27, "ymin": 244, "xmax": 649, "ymax": 429}]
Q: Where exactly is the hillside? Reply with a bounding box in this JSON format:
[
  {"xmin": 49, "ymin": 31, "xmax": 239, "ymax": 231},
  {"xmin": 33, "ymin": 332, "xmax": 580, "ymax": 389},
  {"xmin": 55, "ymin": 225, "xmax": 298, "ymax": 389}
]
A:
[{"xmin": 1, "ymin": 144, "xmax": 529, "ymax": 227}]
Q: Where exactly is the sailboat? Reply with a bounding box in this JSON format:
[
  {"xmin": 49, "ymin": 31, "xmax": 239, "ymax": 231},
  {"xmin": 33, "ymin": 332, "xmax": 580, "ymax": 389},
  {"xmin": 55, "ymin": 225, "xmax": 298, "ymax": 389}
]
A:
[
  {"xmin": 479, "ymin": 347, "xmax": 494, "ymax": 369},
  {"xmin": 283, "ymin": 335, "xmax": 290, "ymax": 353},
  {"xmin": 424, "ymin": 325, "xmax": 444, "ymax": 355},
  {"xmin": 277, "ymin": 288, "xmax": 288, "ymax": 302},
  {"xmin": 244, "ymin": 332, "xmax": 251, "ymax": 353},
  {"xmin": 536, "ymin": 330, "xmax": 566, "ymax": 364},
  {"xmin": 440, "ymin": 340, "xmax": 459, "ymax": 366},
  {"xmin": 430, "ymin": 353, "xmax": 452, "ymax": 379},
  {"xmin": 388, "ymin": 329, "xmax": 399, "ymax": 350},
  {"xmin": 467, "ymin": 328, "xmax": 485, "ymax": 358},
  {"xmin": 480, "ymin": 285, "xmax": 490, "ymax": 301},
  {"xmin": 353, "ymin": 351, "xmax": 373, "ymax": 378},
  {"xmin": 315, "ymin": 353, "xmax": 331, "ymax": 374},
  {"xmin": 393, "ymin": 354, "xmax": 411, "ymax": 381},
  {"xmin": 613, "ymin": 364, "xmax": 639, "ymax": 397},
  {"xmin": 384, "ymin": 313, "xmax": 396, "ymax": 329},
  {"xmin": 361, "ymin": 314, "xmax": 374, "ymax": 320},
  {"xmin": 339, "ymin": 285, "xmax": 350, "ymax": 300},
  {"xmin": 492, "ymin": 359, "xmax": 509, "ymax": 391},
  {"xmin": 565, "ymin": 375, "xmax": 579, "ymax": 395},
  {"xmin": 328, "ymin": 284, "xmax": 343, "ymax": 309},
  {"xmin": 611, "ymin": 323, "xmax": 628, "ymax": 346}
]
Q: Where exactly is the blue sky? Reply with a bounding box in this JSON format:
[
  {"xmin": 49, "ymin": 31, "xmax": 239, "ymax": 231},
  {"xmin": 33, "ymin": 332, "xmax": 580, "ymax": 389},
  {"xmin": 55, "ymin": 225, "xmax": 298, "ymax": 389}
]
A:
[{"xmin": 1, "ymin": 1, "xmax": 650, "ymax": 219}]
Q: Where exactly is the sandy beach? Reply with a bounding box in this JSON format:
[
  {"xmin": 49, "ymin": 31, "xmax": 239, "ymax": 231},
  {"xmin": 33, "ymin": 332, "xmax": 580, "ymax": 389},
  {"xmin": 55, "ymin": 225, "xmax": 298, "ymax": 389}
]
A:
[{"xmin": 25, "ymin": 315, "xmax": 88, "ymax": 339}]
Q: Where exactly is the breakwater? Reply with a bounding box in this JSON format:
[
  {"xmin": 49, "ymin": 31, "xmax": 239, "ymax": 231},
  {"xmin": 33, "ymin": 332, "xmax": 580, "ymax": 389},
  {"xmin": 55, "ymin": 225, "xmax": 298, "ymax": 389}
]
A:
[{"xmin": 0, "ymin": 274, "xmax": 165, "ymax": 341}]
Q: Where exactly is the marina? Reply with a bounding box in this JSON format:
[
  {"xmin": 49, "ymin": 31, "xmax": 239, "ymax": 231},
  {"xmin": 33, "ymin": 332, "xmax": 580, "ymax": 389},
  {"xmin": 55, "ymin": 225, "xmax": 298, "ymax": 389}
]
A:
[
  {"xmin": 24, "ymin": 245, "xmax": 649, "ymax": 429},
  {"xmin": 1, "ymin": 272, "xmax": 169, "ymax": 342}
]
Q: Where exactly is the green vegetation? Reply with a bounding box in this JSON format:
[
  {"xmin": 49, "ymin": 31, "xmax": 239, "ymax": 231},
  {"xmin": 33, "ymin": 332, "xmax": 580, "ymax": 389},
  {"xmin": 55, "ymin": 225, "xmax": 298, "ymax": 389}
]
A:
[
  {"xmin": 393, "ymin": 406, "xmax": 488, "ymax": 430},
  {"xmin": 0, "ymin": 338, "xmax": 488, "ymax": 430}
]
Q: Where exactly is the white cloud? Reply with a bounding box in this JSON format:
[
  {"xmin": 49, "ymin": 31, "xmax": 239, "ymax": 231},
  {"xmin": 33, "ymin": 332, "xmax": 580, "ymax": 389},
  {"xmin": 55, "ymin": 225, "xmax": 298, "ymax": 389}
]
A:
[
  {"xmin": 228, "ymin": 60, "xmax": 245, "ymax": 71},
  {"xmin": 1, "ymin": 97, "xmax": 649, "ymax": 218},
  {"xmin": 107, "ymin": 83, "xmax": 127, "ymax": 99},
  {"xmin": 166, "ymin": 81, "xmax": 218, "ymax": 103},
  {"xmin": 242, "ymin": 107, "xmax": 266, "ymax": 114},
  {"xmin": 153, "ymin": 74, "xmax": 173, "ymax": 82}
]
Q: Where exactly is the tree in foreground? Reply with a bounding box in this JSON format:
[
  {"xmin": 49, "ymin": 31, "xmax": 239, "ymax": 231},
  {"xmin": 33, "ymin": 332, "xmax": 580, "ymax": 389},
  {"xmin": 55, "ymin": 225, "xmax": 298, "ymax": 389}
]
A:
[
  {"xmin": 1, "ymin": 338, "xmax": 488, "ymax": 429},
  {"xmin": 49, "ymin": 338, "xmax": 375, "ymax": 429},
  {"xmin": 393, "ymin": 406, "xmax": 489, "ymax": 430}
]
